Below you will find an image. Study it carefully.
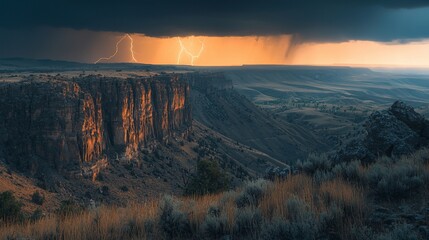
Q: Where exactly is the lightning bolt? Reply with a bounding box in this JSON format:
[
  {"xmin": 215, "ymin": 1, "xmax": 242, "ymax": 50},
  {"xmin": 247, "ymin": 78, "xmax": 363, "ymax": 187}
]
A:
[
  {"xmin": 177, "ymin": 37, "xmax": 204, "ymax": 66},
  {"xmin": 94, "ymin": 34, "xmax": 137, "ymax": 64}
]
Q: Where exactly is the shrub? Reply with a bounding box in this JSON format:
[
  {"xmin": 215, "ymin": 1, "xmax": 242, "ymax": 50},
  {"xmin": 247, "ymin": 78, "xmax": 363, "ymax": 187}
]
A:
[
  {"xmin": 30, "ymin": 208, "xmax": 43, "ymax": 221},
  {"xmin": 350, "ymin": 225, "xmax": 375, "ymax": 240},
  {"xmin": 31, "ymin": 191, "xmax": 44, "ymax": 205},
  {"xmin": 286, "ymin": 197, "xmax": 312, "ymax": 221},
  {"xmin": 121, "ymin": 218, "xmax": 142, "ymax": 238},
  {"xmin": 260, "ymin": 215, "xmax": 319, "ymax": 240},
  {"xmin": 120, "ymin": 186, "xmax": 129, "ymax": 192},
  {"xmin": 235, "ymin": 179, "xmax": 270, "ymax": 208},
  {"xmin": 207, "ymin": 205, "xmax": 221, "ymax": 218},
  {"xmin": 200, "ymin": 215, "xmax": 228, "ymax": 239},
  {"xmin": 284, "ymin": 197, "xmax": 319, "ymax": 240},
  {"xmin": 298, "ymin": 153, "xmax": 332, "ymax": 175},
  {"xmin": 376, "ymin": 224, "xmax": 418, "ymax": 240},
  {"xmin": 408, "ymin": 148, "xmax": 429, "ymax": 165},
  {"xmin": 101, "ymin": 186, "xmax": 109, "ymax": 196},
  {"xmin": 158, "ymin": 195, "xmax": 192, "ymax": 239},
  {"xmin": 233, "ymin": 208, "xmax": 262, "ymax": 239},
  {"xmin": 332, "ymin": 160, "xmax": 362, "ymax": 182},
  {"xmin": 0, "ymin": 191, "xmax": 22, "ymax": 221},
  {"xmin": 185, "ymin": 160, "xmax": 230, "ymax": 195},
  {"xmin": 219, "ymin": 191, "xmax": 237, "ymax": 207},
  {"xmin": 313, "ymin": 169, "xmax": 335, "ymax": 184},
  {"xmin": 319, "ymin": 204, "xmax": 344, "ymax": 239},
  {"xmin": 143, "ymin": 219, "xmax": 155, "ymax": 235},
  {"xmin": 260, "ymin": 219, "xmax": 290, "ymax": 240},
  {"xmin": 367, "ymin": 161, "xmax": 424, "ymax": 199},
  {"xmin": 57, "ymin": 200, "xmax": 84, "ymax": 217}
]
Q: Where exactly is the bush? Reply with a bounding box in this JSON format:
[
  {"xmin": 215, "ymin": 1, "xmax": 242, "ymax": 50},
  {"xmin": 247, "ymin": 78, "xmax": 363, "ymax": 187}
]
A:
[
  {"xmin": 31, "ymin": 191, "xmax": 44, "ymax": 205},
  {"xmin": 332, "ymin": 160, "xmax": 362, "ymax": 182},
  {"xmin": 260, "ymin": 219, "xmax": 290, "ymax": 240},
  {"xmin": 367, "ymin": 161, "xmax": 424, "ymax": 199},
  {"xmin": 57, "ymin": 200, "xmax": 84, "ymax": 217},
  {"xmin": 319, "ymin": 204, "xmax": 344, "ymax": 239},
  {"xmin": 298, "ymin": 153, "xmax": 332, "ymax": 175},
  {"xmin": 350, "ymin": 225, "xmax": 375, "ymax": 240},
  {"xmin": 121, "ymin": 218, "xmax": 142, "ymax": 238},
  {"xmin": 30, "ymin": 208, "xmax": 43, "ymax": 221},
  {"xmin": 260, "ymin": 215, "xmax": 319, "ymax": 240},
  {"xmin": 120, "ymin": 186, "xmax": 129, "ymax": 192},
  {"xmin": 233, "ymin": 208, "xmax": 262, "ymax": 239},
  {"xmin": 313, "ymin": 170, "xmax": 335, "ymax": 184},
  {"xmin": 101, "ymin": 186, "xmax": 109, "ymax": 196},
  {"xmin": 0, "ymin": 191, "xmax": 22, "ymax": 221},
  {"xmin": 200, "ymin": 215, "xmax": 228, "ymax": 239},
  {"xmin": 284, "ymin": 198, "xmax": 319, "ymax": 240},
  {"xmin": 408, "ymin": 148, "xmax": 429, "ymax": 165},
  {"xmin": 207, "ymin": 205, "xmax": 221, "ymax": 217},
  {"xmin": 376, "ymin": 224, "xmax": 418, "ymax": 240},
  {"xmin": 235, "ymin": 179, "xmax": 270, "ymax": 208},
  {"xmin": 185, "ymin": 160, "xmax": 230, "ymax": 195},
  {"xmin": 158, "ymin": 195, "xmax": 192, "ymax": 239},
  {"xmin": 143, "ymin": 219, "xmax": 155, "ymax": 235}
]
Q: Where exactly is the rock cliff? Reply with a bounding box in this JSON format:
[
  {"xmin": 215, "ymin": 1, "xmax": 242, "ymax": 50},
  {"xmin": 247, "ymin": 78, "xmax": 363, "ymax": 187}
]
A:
[
  {"xmin": 335, "ymin": 101, "xmax": 429, "ymax": 163},
  {"xmin": 0, "ymin": 74, "xmax": 191, "ymax": 177}
]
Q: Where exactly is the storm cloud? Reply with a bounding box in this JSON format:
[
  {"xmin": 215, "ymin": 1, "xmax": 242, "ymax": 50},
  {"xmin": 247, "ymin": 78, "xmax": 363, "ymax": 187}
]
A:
[{"xmin": 1, "ymin": 0, "xmax": 429, "ymax": 42}]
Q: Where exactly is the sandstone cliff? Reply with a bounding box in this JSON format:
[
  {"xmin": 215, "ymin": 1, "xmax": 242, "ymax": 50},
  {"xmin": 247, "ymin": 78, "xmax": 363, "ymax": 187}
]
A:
[{"xmin": 0, "ymin": 74, "xmax": 191, "ymax": 176}]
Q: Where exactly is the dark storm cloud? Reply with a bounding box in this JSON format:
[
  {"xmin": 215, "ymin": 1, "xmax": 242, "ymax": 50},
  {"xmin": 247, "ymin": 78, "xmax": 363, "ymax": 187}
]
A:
[{"xmin": 1, "ymin": 0, "xmax": 429, "ymax": 42}]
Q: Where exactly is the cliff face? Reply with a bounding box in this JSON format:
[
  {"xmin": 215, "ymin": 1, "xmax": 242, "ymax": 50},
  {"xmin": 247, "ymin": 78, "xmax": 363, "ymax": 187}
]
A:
[{"xmin": 0, "ymin": 74, "xmax": 191, "ymax": 176}]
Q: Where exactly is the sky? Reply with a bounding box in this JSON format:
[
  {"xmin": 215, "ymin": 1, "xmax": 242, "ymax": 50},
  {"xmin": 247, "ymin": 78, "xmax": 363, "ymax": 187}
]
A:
[{"xmin": 1, "ymin": 0, "xmax": 429, "ymax": 66}]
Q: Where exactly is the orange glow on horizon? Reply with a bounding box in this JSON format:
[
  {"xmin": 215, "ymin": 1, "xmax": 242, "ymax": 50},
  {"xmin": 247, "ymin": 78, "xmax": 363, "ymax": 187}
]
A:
[{"xmin": 93, "ymin": 34, "xmax": 429, "ymax": 67}]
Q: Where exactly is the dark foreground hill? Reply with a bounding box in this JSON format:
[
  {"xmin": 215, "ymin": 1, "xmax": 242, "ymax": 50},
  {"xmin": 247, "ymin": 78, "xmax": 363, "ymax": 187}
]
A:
[{"xmin": 2, "ymin": 146, "xmax": 428, "ymax": 239}]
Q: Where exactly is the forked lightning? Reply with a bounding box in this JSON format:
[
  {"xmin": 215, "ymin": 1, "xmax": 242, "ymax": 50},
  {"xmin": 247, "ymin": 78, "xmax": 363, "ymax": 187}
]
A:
[
  {"xmin": 177, "ymin": 37, "xmax": 204, "ymax": 66},
  {"xmin": 94, "ymin": 34, "xmax": 137, "ymax": 64}
]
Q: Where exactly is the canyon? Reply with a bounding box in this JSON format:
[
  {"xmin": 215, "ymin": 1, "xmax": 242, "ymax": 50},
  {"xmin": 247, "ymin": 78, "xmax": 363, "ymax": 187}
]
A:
[{"xmin": 0, "ymin": 74, "xmax": 192, "ymax": 179}]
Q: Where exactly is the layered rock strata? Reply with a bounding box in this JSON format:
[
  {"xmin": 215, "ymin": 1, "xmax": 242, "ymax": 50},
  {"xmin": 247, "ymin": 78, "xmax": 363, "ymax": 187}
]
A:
[{"xmin": 0, "ymin": 74, "xmax": 192, "ymax": 176}]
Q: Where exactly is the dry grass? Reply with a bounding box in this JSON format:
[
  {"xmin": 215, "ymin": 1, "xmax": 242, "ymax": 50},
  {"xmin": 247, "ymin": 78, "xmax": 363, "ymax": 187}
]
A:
[
  {"xmin": 319, "ymin": 179, "xmax": 365, "ymax": 213},
  {"xmin": 0, "ymin": 164, "xmax": 58, "ymax": 213},
  {"xmin": 1, "ymin": 201, "xmax": 160, "ymax": 240},
  {"xmin": 0, "ymin": 174, "xmax": 368, "ymax": 240},
  {"xmin": 4, "ymin": 147, "xmax": 429, "ymax": 240},
  {"xmin": 181, "ymin": 193, "xmax": 223, "ymax": 230},
  {"xmin": 259, "ymin": 174, "xmax": 315, "ymax": 219}
]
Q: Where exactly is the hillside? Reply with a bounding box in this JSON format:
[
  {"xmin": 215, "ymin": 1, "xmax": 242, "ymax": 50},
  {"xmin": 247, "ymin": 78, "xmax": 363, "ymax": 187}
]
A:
[
  {"xmin": 220, "ymin": 66, "xmax": 429, "ymax": 149},
  {"xmin": 2, "ymin": 147, "xmax": 428, "ymax": 239},
  {"xmin": 190, "ymin": 72, "xmax": 326, "ymax": 164},
  {"xmin": 0, "ymin": 71, "xmax": 290, "ymax": 214}
]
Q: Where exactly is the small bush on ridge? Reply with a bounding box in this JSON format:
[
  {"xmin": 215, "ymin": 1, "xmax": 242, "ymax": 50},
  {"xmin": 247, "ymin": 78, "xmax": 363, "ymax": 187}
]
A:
[{"xmin": 0, "ymin": 191, "xmax": 22, "ymax": 221}]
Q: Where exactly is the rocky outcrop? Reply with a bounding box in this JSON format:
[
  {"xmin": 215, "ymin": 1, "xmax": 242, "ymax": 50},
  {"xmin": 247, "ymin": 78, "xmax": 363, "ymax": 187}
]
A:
[
  {"xmin": 335, "ymin": 101, "xmax": 429, "ymax": 163},
  {"xmin": 0, "ymin": 74, "xmax": 191, "ymax": 176}
]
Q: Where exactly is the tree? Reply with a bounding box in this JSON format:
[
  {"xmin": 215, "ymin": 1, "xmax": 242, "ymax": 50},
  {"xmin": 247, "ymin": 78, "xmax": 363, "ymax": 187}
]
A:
[
  {"xmin": 31, "ymin": 191, "xmax": 44, "ymax": 205},
  {"xmin": 185, "ymin": 160, "xmax": 230, "ymax": 195},
  {"xmin": 0, "ymin": 191, "xmax": 22, "ymax": 221}
]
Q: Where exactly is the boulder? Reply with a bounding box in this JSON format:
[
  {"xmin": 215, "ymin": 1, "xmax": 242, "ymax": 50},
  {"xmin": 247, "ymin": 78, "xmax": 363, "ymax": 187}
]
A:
[{"xmin": 335, "ymin": 101, "xmax": 429, "ymax": 163}]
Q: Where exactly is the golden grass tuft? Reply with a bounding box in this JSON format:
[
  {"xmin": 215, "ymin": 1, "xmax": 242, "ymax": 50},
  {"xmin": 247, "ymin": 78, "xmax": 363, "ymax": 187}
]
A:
[
  {"xmin": 0, "ymin": 174, "xmax": 380, "ymax": 239},
  {"xmin": 0, "ymin": 174, "xmax": 369, "ymax": 240}
]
